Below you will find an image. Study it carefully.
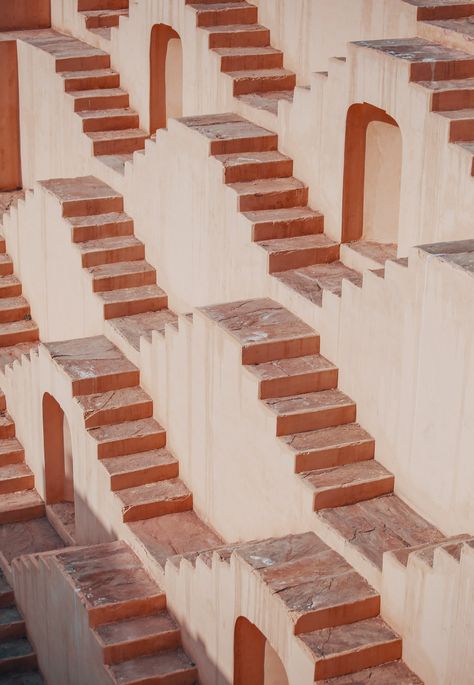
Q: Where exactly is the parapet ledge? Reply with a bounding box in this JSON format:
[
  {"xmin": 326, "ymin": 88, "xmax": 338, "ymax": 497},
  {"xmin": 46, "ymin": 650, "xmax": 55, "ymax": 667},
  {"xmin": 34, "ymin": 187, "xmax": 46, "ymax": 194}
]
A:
[{"xmin": 417, "ymin": 238, "xmax": 474, "ymax": 277}]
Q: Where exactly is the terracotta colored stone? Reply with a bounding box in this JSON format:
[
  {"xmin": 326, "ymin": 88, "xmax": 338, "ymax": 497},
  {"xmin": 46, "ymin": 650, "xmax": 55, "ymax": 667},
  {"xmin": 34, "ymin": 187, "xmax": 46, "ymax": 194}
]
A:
[
  {"xmin": 101, "ymin": 449, "xmax": 179, "ymax": 491},
  {"xmin": 116, "ymin": 478, "xmax": 193, "ymax": 522},
  {"xmin": 89, "ymin": 417, "xmax": 166, "ymax": 458},
  {"xmin": 315, "ymin": 659, "xmax": 423, "ymax": 684},
  {"xmin": 0, "ymin": 517, "xmax": 63, "ymax": 563},
  {"xmin": 76, "ymin": 386, "xmax": 153, "ymax": 428},
  {"xmin": 107, "ymin": 309, "xmax": 178, "ymax": 350},
  {"xmin": 247, "ymin": 353, "xmax": 338, "ymax": 399}
]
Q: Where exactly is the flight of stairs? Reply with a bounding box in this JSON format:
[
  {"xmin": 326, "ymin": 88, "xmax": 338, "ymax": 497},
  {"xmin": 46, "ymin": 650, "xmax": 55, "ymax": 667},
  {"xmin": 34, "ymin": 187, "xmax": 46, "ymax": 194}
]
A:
[
  {"xmin": 201, "ymin": 298, "xmax": 445, "ymax": 569},
  {"xmin": 77, "ymin": 0, "xmax": 130, "ymax": 41}
]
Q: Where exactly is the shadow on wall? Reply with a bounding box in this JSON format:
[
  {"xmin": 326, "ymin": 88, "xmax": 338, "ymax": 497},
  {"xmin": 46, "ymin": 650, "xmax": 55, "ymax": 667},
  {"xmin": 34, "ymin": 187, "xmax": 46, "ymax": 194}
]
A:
[
  {"xmin": 150, "ymin": 24, "xmax": 183, "ymax": 134},
  {"xmin": 234, "ymin": 617, "xmax": 290, "ymax": 685}
]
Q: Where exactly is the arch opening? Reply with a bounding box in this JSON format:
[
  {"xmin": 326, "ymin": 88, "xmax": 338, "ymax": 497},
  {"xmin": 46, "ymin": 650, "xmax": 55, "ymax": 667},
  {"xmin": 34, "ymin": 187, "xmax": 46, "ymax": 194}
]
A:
[
  {"xmin": 342, "ymin": 103, "xmax": 402, "ymax": 249},
  {"xmin": 149, "ymin": 24, "xmax": 183, "ymax": 135},
  {"xmin": 42, "ymin": 393, "xmax": 75, "ymax": 508},
  {"xmin": 234, "ymin": 617, "xmax": 289, "ymax": 685}
]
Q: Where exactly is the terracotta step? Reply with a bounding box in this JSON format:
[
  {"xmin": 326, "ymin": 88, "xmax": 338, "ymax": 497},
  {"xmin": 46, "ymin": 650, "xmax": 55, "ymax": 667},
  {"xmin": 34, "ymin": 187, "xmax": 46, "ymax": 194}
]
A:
[
  {"xmin": 0, "ymin": 606, "xmax": 25, "ymax": 641},
  {"xmin": 282, "ymin": 423, "xmax": 375, "ymax": 473},
  {"xmin": 421, "ymin": 17, "xmax": 474, "ymax": 53},
  {"xmin": 0, "ymin": 572, "xmax": 13, "ymax": 609},
  {"xmin": 82, "ymin": 8, "xmax": 128, "ymax": 28},
  {"xmin": 41, "ymin": 177, "xmax": 124, "ymax": 218},
  {"xmin": 0, "ymin": 276, "xmax": 22, "ymax": 299},
  {"xmin": 420, "ymin": 77, "xmax": 474, "ymax": 111},
  {"xmin": 90, "ymin": 260, "xmax": 156, "ymax": 292},
  {"xmin": 0, "ymin": 321, "xmax": 38, "ymax": 348},
  {"xmin": 55, "ymin": 51, "xmax": 110, "ymax": 73},
  {"xmin": 0, "ymin": 489, "xmax": 45, "ymax": 524},
  {"xmin": 216, "ymin": 150, "xmax": 293, "ymax": 182},
  {"xmin": 56, "ymin": 542, "xmax": 166, "ymax": 626},
  {"xmin": 229, "ymin": 67, "xmax": 296, "ymax": 95},
  {"xmin": 247, "ymin": 354, "xmax": 338, "ymax": 399},
  {"xmin": 62, "ymin": 68, "xmax": 120, "ymax": 92},
  {"xmin": 0, "ymin": 255, "xmax": 13, "ymax": 277},
  {"xmin": 0, "ymin": 439, "xmax": 24, "ymax": 468},
  {"xmin": 115, "ymin": 478, "xmax": 193, "ymax": 522},
  {"xmin": 438, "ymin": 107, "xmax": 474, "ymax": 140},
  {"xmin": 0, "ymin": 638, "xmax": 37, "ymax": 674},
  {"xmin": 70, "ymin": 87, "xmax": 130, "ymax": 112},
  {"xmin": 190, "ymin": 2, "xmax": 258, "ymax": 27},
  {"xmin": 78, "ymin": 0, "xmax": 129, "ymax": 10},
  {"xmin": 244, "ymin": 206, "xmax": 324, "ymax": 241},
  {"xmin": 181, "ymin": 113, "xmax": 278, "ymax": 154},
  {"xmin": 0, "ymin": 464, "xmax": 34, "ymax": 495},
  {"xmin": 68, "ymin": 211, "xmax": 134, "ymax": 242},
  {"xmin": 78, "ymin": 235, "xmax": 145, "ymax": 267},
  {"xmin": 216, "ymin": 46, "xmax": 284, "ymax": 71},
  {"xmin": 99, "ymin": 285, "xmax": 168, "ymax": 319},
  {"xmin": 0, "ymin": 297, "xmax": 30, "ymax": 323},
  {"xmin": 107, "ymin": 309, "xmax": 179, "ymax": 351},
  {"xmin": 0, "ymin": 392, "xmax": 4, "ymax": 411},
  {"xmin": 205, "ymin": 23, "xmax": 270, "ymax": 48},
  {"xmin": 257, "ymin": 234, "xmax": 340, "ymax": 272},
  {"xmin": 200, "ymin": 298, "xmax": 320, "ymax": 364},
  {"xmin": 0, "ymin": 414, "xmax": 15, "ymax": 440},
  {"xmin": 275, "ymin": 261, "xmax": 363, "ymax": 307},
  {"xmin": 101, "ymin": 449, "xmax": 178, "ymax": 491},
  {"xmin": 45, "ymin": 336, "xmax": 139, "ymax": 396},
  {"xmin": 77, "ymin": 386, "xmax": 153, "ymax": 428},
  {"xmin": 265, "ymin": 389, "xmax": 356, "ymax": 436},
  {"xmin": 229, "ymin": 177, "xmax": 308, "ymax": 211},
  {"xmin": 316, "ymin": 659, "xmax": 423, "ymax": 684},
  {"xmin": 78, "ymin": 108, "xmax": 139, "ymax": 133},
  {"xmin": 301, "ymin": 616, "xmax": 402, "ymax": 681},
  {"xmin": 107, "ymin": 648, "xmax": 197, "ymax": 685},
  {"xmin": 87, "ymin": 129, "xmax": 147, "ymax": 155},
  {"xmin": 237, "ymin": 89, "xmax": 294, "ymax": 114},
  {"xmin": 415, "ymin": 2, "xmax": 474, "ymax": 21},
  {"xmin": 89, "ymin": 418, "xmax": 166, "ymax": 458},
  {"xmin": 93, "ymin": 610, "xmax": 181, "ymax": 665}
]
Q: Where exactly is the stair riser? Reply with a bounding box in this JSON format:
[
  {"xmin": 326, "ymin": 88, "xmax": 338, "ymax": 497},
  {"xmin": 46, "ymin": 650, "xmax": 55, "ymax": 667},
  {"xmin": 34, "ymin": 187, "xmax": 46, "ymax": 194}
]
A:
[
  {"xmin": 0, "ymin": 238, "xmax": 5, "ymax": 253},
  {"xmin": 74, "ymin": 93, "xmax": 130, "ymax": 112},
  {"xmin": 210, "ymin": 134, "xmax": 278, "ymax": 155},
  {"xmin": 449, "ymin": 119, "xmax": 474, "ymax": 142},
  {"xmin": 97, "ymin": 432, "xmax": 166, "ymax": 459},
  {"xmin": 72, "ymin": 219, "xmax": 134, "ymax": 242},
  {"xmin": 0, "ymin": 653, "xmax": 37, "ymax": 674},
  {"xmin": 0, "ymin": 475, "xmax": 34, "ymax": 495},
  {"xmin": 102, "ymin": 629, "xmax": 181, "ymax": 665},
  {"xmin": 0, "ymin": 423, "xmax": 15, "ymax": 440},
  {"xmin": 85, "ymin": 14, "xmax": 123, "ymax": 29},
  {"xmin": 238, "ymin": 187, "xmax": 308, "ymax": 212},
  {"xmin": 268, "ymin": 243, "xmax": 340, "ymax": 273},
  {"xmin": 78, "ymin": 0, "xmax": 128, "ymax": 10},
  {"xmin": 0, "ymin": 503, "xmax": 45, "ymax": 525},
  {"xmin": 221, "ymin": 52, "xmax": 283, "ymax": 72},
  {"xmin": 0, "ymin": 620, "xmax": 26, "ymax": 641},
  {"xmin": 252, "ymin": 215, "xmax": 324, "ymax": 241},
  {"xmin": 0, "ymin": 284, "xmax": 22, "ymax": 298},
  {"xmin": 103, "ymin": 294, "xmax": 168, "ymax": 319},
  {"xmin": 92, "ymin": 269, "xmax": 156, "ymax": 293},
  {"xmin": 110, "ymin": 462, "xmax": 179, "ymax": 491},
  {"xmin": 233, "ymin": 73, "xmax": 296, "ymax": 95},
  {"xmin": 259, "ymin": 368, "xmax": 339, "ymax": 400},
  {"xmin": 432, "ymin": 89, "xmax": 474, "ymax": 112},
  {"xmin": 92, "ymin": 136, "xmax": 146, "ymax": 156},
  {"xmin": 64, "ymin": 74, "xmax": 120, "ymax": 92},
  {"xmin": 242, "ymin": 335, "xmax": 320, "ymax": 365},
  {"xmin": 295, "ymin": 595, "xmax": 381, "ymax": 635},
  {"xmin": 121, "ymin": 493, "xmax": 193, "ymax": 522},
  {"xmin": 313, "ymin": 475, "xmax": 395, "ymax": 510},
  {"xmin": 0, "ymin": 394, "xmax": 4, "ymax": 411},
  {"xmin": 72, "ymin": 370, "xmax": 139, "ymax": 397},
  {"xmin": 82, "ymin": 113, "xmax": 140, "ymax": 133},
  {"xmin": 0, "ymin": 593, "xmax": 14, "ymax": 609},
  {"xmin": 81, "ymin": 244, "xmax": 145, "ymax": 268},
  {"xmin": 0, "ymin": 305, "xmax": 31, "ymax": 323},
  {"xmin": 84, "ymin": 399, "xmax": 153, "ymax": 428},
  {"xmin": 62, "ymin": 197, "xmax": 124, "ymax": 218},
  {"xmin": 0, "ymin": 451, "xmax": 24, "ymax": 468},
  {"xmin": 294, "ymin": 440, "xmax": 375, "ymax": 473},
  {"xmin": 56, "ymin": 54, "xmax": 110, "ymax": 73},
  {"xmin": 224, "ymin": 158, "xmax": 293, "ymax": 183},
  {"xmin": 209, "ymin": 28, "xmax": 270, "ymax": 49},
  {"xmin": 411, "ymin": 60, "xmax": 474, "ymax": 82},
  {"xmin": 315, "ymin": 639, "xmax": 403, "ymax": 681},
  {"xmin": 0, "ymin": 262, "xmax": 13, "ymax": 277},
  {"xmin": 417, "ymin": 4, "xmax": 474, "ymax": 20},
  {"xmin": 275, "ymin": 404, "xmax": 356, "ymax": 437},
  {"xmin": 196, "ymin": 7, "xmax": 258, "ymax": 27},
  {"xmin": 88, "ymin": 595, "xmax": 166, "ymax": 629},
  {"xmin": 0, "ymin": 328, "xmax": 38, "ymax": 348}
]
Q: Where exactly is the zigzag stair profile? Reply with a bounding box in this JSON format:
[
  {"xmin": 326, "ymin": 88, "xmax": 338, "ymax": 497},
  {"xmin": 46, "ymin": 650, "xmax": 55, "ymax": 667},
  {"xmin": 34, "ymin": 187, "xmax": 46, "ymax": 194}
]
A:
[
  {"xmin": 200, "ymin": 299, "xmax": 445, "ymax": 569},
  {"xmin": 77, "ymin": 0, "xmax": 130, "ymax": 41}
]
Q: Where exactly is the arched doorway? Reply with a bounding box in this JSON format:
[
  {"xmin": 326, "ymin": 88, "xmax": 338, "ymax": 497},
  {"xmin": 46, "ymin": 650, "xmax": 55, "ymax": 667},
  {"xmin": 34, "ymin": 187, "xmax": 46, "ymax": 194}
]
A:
[
  {"xmin": 149, "ymin": 24, "xmax": 183, "ymax": 134},
  {"xmin": 42, "ymin": 393, "xmax": 74, "ymax": 506},
  {"xmin": 342, "ymin": 103, "xmax": 402, "ymax": 246},
  {"xmin": 234, "ymin": 617, "xmax": 289, "ymax": 685},
  {"xmin": 0, "ymin": 40, "xmax": 21, "ymax": 190}
]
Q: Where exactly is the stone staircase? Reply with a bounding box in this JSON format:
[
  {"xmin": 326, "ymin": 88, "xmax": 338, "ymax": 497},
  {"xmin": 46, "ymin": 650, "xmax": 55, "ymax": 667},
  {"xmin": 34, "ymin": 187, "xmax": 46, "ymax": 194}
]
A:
[
  {"xmin": 410, "ymin": 0, "xmax": 474, "ymax": 53},
  {"xmin": 185, "ymin": 0, "xmax": 296, "ymax": 115},
  {"xmin": 77, "ymin": 0, "xmax": 130, "ymax": 41},
  {"xmin": 0, "ymin": 568, "xmax": 44, "ymax": 684},
  {"xmin": 201, "ymin": 298, "xmax": 445, "ymax": 570}
]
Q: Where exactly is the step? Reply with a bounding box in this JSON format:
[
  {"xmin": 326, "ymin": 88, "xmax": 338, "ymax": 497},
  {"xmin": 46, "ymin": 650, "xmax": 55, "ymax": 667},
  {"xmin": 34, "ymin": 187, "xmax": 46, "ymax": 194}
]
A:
[
  {"xmin": 421, "ymin": 16, "xmax": 474, "ymax": 53},
  {"xmin": 282, "ymin": 424, "xmax": 375, "ymax": 473},
  {"xmin": 0, "ymin": 464, "xmax": 34, "ymax": 495},
  {"xmin": 419, "ymin": 76, "xmax": 474, "ymax": 111},
  {"xmin": 0, "ymin": 573, "xmax": 13, "ymax": 610},
  {"xmin": 237, "ymin": 88, "xmax": 294, "ymax": 114},
  {"xmin": 0, "ymin": 297, "xmax": 30, "ymax": 323},
  {"xmin": 0, "ymin": 391, "xmax": 4, "ymax": 411},
  {"xmin": 93, "ymin": 610, "xmax": 181, "ymax": 664},
  {"xmin": 0, "ymin": 606, "xmax": 25, "ymax": 641},
  {"xmin": 78, "ymin": 235, "xmax": 145, "ymax": 267},
  {"xmin": 98, "ymin": 285, "xmax": 168, "ymax": 319},
  {"xmin": 181, "ymin": 113, "xmax": 278, "ymax": 154},
  {"xmin": 438, "ymin": 107, "xmax": 474, "ymax": 140},
  {"xmin": 0, "ymin": 236, "xmax": 4, "ymax": 254},
  {"xmin": 216, "ymin": 150, "xmax": 293, "ymax": 183},
  {"xmin": 0, "ymin": 673, "xmax": 44, "ymax": 685},
  {"xmin": 101, "ymin": 449, "xmax": 178, "ymax": 491},
  {"xmin": 62, "ymin": 68, "xmax": 120, "ymax": 92},
  {"xmin": 206, "ymin": 23, "xmax": 270, "ymax": 48},
  {"xmin": 45, "ymin": 335, "xmax": 139, "ymax": 396},
  {"xmin": 0, "ymin": 320, "xmax": 38, "ymax": 347},
  {"xmin": 78, "ymin": 0, "xmax": 129, "ymax": 10},
  {"xmin": 55, "ymin": 51, "xmax": 111, "ymax": 74},
  {"xmin": 200, "ymin": 298, "xmax": 320, "ymax": 364},
  {"xmin": 0, "ymin": 255, "xmax": 13, "ymax": 277},
  {"xmin": 116, "ymin": 478, "xmax": 192, "ymax": 522},
  {"xmin": 304, "ymin": 461, "xmax": 395, "ymax": 510},
  {"xmin": 89, "ymin": 418, "xmax": 166, "ymax": 458},
  {"xmin": 70, "ymin": 87, "xmax": 130, "ymax": 112},
  {"xmin": 82, "ymin": 8, "xmax": 128, "ymax": 29},
  {"xmin": 215, "ymin": 46, "xmax": 284, "ymax": 72},
  {"xmin": 0, "ymin": 414, "xmax": 15, "ymax": 440},
  {"xmin": 301, "ymin": 616, "xmax": 402, "ymax": 681},
  {"xmin": 229, "ymin": 177, "xmax": 308, "ymax": 211},
  {"xmin": 90, "ymin": 260, "xmax": 156, "ymax": 292},
  {"xmin": 264, "ymin": 389, "xmax": 356, "ymax": 436},
  {"xmin": 275, "ymin": 261, "xmax": 363, "ymax": 307},
  {"xmin": 0, "ymin": 344, "xmax": 37, "ymax": 374},
  {"xmin": 68, "ymin": 211, "xmax": 134, "ymax": 242},
  {"xmin": 316, "ymin": 659, "xmax": 423, "ymax": 684},
  {"xmin": 414, "ymin": 2, "xmax": 474, "ymax": 21},
  {"xmin": 247, "ymin": 354, "xmax": 338, "ymax": 399},
  {"xmin": 0, "ymin": 638, "xmax": 36, "ymax": 674},
  {"xmin": 41, "ymin": 177, "xmax": 124, "ymax": 218},
  {"xmin": 107, "ymin": 309, "xmax": 179, "ymax": 351},
  {"xmin": 107, "ymin": 648, "xmax": 197, "ymax": 684},
  {"xmin": 78, "ymin": 108, "xmax": 139, "ymax": 133},
  {"xmin": 87, "ymin": 129, "xmax": 147, "ymax": 155},
  {"xmin": 244, "ymin": 206, "xmax": 324, "ymax": 241},
  {"xmin": 257, "ymin": 233, "xmax": 340, "ymax": 272},
  {"xmin": 77, "ymin": 386, "xmax": 153, "ymax": 428},
  {"xmin": 0, "ymin": 489, "xmax": 44, "ymax": 524},
  {"xmin": 0, "ymin": 276, "xmax": 22, "ymax": 298},
  {"xmin": 229, "ymin": 67, "xmax": 296, "ymax": 95},
  {"xmin": 190, "ymin": 2, "xmax": 258, "ymax": 27}
]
